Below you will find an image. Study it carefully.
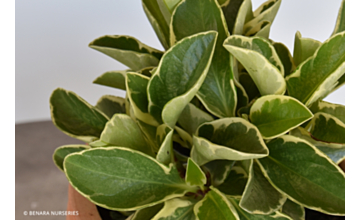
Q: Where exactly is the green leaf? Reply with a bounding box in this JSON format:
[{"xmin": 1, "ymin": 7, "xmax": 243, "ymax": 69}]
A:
[
  {"xmin": 224, "ymin": 35, "xmax": 286, "ymax": 96},
  {"xmin": 156, "ymin": 125, "xmax": 175, "ymax": 165},
  {"xmin": 281, "ymin": 199, "xmax": 305, "ymax": 220},
  {"xmin": 173, "ymin": 126, "xmax": 193, "ymax": 149},
  {"xmin": 156, "ymin": 0, "xmax": 181, "ymax": 25},
  {"xmin": 177, "ymin": 103, "xmax": 214, "ymax": 135},
  {"xmin": 221, "ymin": 0, "xmax": 245, "ymax": 35},
  {"xmin": 305, "ymin": 112, "xmax": 345, "ymax": 144},
  {"xmin": 245, "ymin": 21, "xmax": 271, "ymax": 39},
  {"xmin": 64, "ymin": 147, "xmax": 197, "ymax": 211},
  {"xmin": 203, "ymin": 160, "xmax": 235, "ymax": 187},
  {"xmin": 273, "ymin": 42, "xmax": 296, "ymax": 77},
  {"xmin": 258, "ymin": 135, "xmax": 345, "ymax": 215},
  {"xmin": 216, "ymin": 162, "xmax": 248, "ymax": 196},
  {"xmin": 89, "ymin": 35, "xmax": 163, "ymax": 71},
  {"xmin": 250, "ymin": 95, "xmax": 313, "ymax": 139},
  {"xmin": 194, "ymin": 187, "xmax": 239, "ymax": 220},
  {"xmin": 290, "ymin": 127, "xmax": 345, "ymax": 164},
  {"xmin": 191, "ymin": 117, "xmax": 268, "ymax": 166},
  {"xmin": 286, "ymin": 32, "xmax": 345, "ymax": 106},
  {"xmin": 238, "ymin": 70, "xmax": 260, "ymax": 102},
  {"xmin": 171, "ymin": 0, "xmax": 237, "ymax": 118},
  {"xmin": 230, "ymin": 198, "xmax": 292, "ymax": 220},
  {"xmin": 142, "ymin": 0, "xmax": 170, "ymax": 49},
  {"xmin": 240, "ymin": 160, "xmax": 286, "ymax": 214},
  {"xmin": 131, "ymin": 203, "xmax": 164, "ymax": 220},
  {"xmin": 50, "ymin": 88, "xmax": 109, "ymax": 142},
  {"xmin": 93, "ymin": 70, "xmax": 127, "ymax": 90},
  {"xmin": 293, "ymin": 31, "xmax": 321, "ymax": 67},
  {"xmin": 53, "ymin": 145, "xmax": 89, "ymax": 171},
  {"xmin": 233, "ymin": 0, "xmax": 254, "ymax": 35},
  {"xmin": 148, "ymin": 31, "xmax": 217, "ymax": 127},
  {"xmin": 152, "ymin": 198, "xmax": 196, "ymax": 220},
  {"xmin": 185, "ymin": 158, "xmax": 207, "ymax": 189},
  {"xmin": 92, "ymin": 114, "xmax": 154, "ymax": 157},
  {"xmin": 309, "ymin": 100, "xmax": 345, "ymax": 124},
  {"xmin": 95, "ymin": 95, "xmax": 126, "ymax": 119},
  {"xmin": 126, "ymin": 72, "xmax": 159, "ymax": 126},
  {"xmin": 234, "ymin": 74, "xmax": 249, "ymax": 111},
  {"xmin": 331, "ymin": 0, "xmax": 345, "ymax": 36},
  {"xmin": 243, "ymin": 0, "xmax": 281, "ymax": 34}
]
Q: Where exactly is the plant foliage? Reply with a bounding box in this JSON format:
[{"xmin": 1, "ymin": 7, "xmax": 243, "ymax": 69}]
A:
[{"xmin": 51, "ymin": 0, "xmax": 345, "ymax": 219}]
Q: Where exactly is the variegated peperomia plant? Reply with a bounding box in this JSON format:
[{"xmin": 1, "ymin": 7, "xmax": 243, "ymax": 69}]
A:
[{"xmin": 51, "ymin": 0, "xmax": 345, "ymax": 219}]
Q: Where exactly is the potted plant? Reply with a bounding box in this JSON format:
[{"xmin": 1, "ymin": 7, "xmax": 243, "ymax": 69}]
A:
[{"xmin": 51, "ymin": 0, "xmax": 345, "ymax": 219}]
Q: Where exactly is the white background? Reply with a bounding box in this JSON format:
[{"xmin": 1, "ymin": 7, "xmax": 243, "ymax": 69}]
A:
[{"xmin": 15, "ymin": 0, "xmax": 345, "ymax": 124}]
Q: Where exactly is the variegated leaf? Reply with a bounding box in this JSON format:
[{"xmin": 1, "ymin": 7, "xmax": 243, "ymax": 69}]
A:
[
  {"xmin": 233, "ymin": 0, "xmax": 254, "ymax": 35},
  {"xmin": 194, "ymin": 187, "xmax": 239, "ymax": 220},
  {"xmin": 258, "ymin": 135, "xmax": 345, "ymax": 215},
  {"xmin": 126, "ymin": 72, "xmax": 159, "ymax": 126},
  {"xmin": 148, "ymin": 31, "xmax": 217, "ymax": 127},
  {"xmin": 191, "ymin": 117, "xmax": 268, "ymax": 166},
  {"xmin": 93, "ymin": 70, "xmax": 127, "ymax": 90},
  {"xmin": 224, "ymin": 35, "xmax": 286, "ymax": 96},
  {"xmin": 152, "ymin": 198, "xmax": 196, "ymax": 220},
  {"xmin": 273, "ymin": 42, "xmax": 296, "ymax": 77},
  {"xmin": 240, "ymin": 160, "xmax": 286, "ymax": 214},
  {"xmin": 64, "ymin": 147, "xmax": 197, "ymax": 211},
  {"xmin": 286, "ymin": 32, "xmax": 345, "ymax": 106},
  {"xmin": 185, "ymin": 158, "xmax": 207, "ymax": 189},
  {"xmin": 171, "ymin": 0, "xmax": 237, "ymax": 118},
  {"xmin": 305, "ymin": 112, "xmax": 345, "ymax": 144},
  {"xmin": 309, "ymin": 100, "xmax": 345, "ymax": 123},
  {"xmin": 53, "ymin": 144, "xmax": 89, "ymax": 171},
  {"xmin": 203, "ymin": 160, "xmax": 235, "ymax": 187},
  {"xmin": 216, "ymin": 161, "xmax": 248, "ymax": 196},
  {"xmin": 245, "ymin": 20, "xmax": 271, "ymax": 39},
  {"xmin": 177, "ymin": 103, "xmax": 214, "ymax": 135},
  {"xmin": 221, "ymin": 0, "xmax": 244, "ymax": 35},
  {"xmin": 131, "ymin": 203, "xmax": 164, "ymax": 220},
  {"xmin": 293, "ymin": 31, "xmax": 321, "ymax": 67},
  {"xmin": 89, "ymin": 35, "xmax": 163, "ymax": 71},
  {"xmin": 89, "ymin": 114, "xmax": 154, "ymax": 157},
  {"xmin": 250, "ymin": 95, "xmax": 313, "ymax": 139},
  {"xmin": 331, "ymin": 0, "xmax": 345, "ymax": 36},
  {"xmin": 281, "ymin": 199, "xmax": 305, "ymax": 220},
  {"xmin": 50, "ymin": 88, "xmax": 109, "ymax": 143},
  {"xmin": 95, "ymin": 95, "xmax": 126, "ymax": 119},
  {"xmin": 290, "ymin": 127, "xmax": 345, "ymax": 164},
  {"xmin": 156, "ymin": 124, "xmax": 174, "ymax": 165}
]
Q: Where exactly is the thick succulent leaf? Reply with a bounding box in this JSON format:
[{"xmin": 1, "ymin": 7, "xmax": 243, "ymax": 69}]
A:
[
  {"xmin": 221, "ymin": 0, "xmax": 244, "ymax": 35},
  {"xmin": 185, "ymin": 158, "xmax": 207, "ymax": 189},
  {"xmin": 156, "ymin": 125, "xmax": 175, "ymax": 165},
  {"xmin": 249, "ymin": 95, "xmax": 313, "ymax": 139},
  {"xmin": 152, "ymin": 198, "xmax": 196, "ymax": 220},
  {"xmin": 93, "ymin": 70, "xmax": 127, "ymax": 90},
  {"xmin": 142, "ymin": 0, "xmax": 170, "ymax": 49},
  {"xmin": 273, "ymin": 42, "xmax": 296, "ymax": 77},
  {"xmin": 177, "ymin": 103, "xmax": 214, "ymax": 135},
  {"xmin": 331, "ymin": 0, "xmax": 345, "ymax": 36},
  {"xmin": 216, "ymin": 163, "xmax": 248, "ymax": 196},
  {"xmin": 224, "ymin": 35, "xmax": 286, "ymax": 96},
  {"xmin": 290, "ymin": 127, "xmax": 345, "ymax": 164},
  {"xmin": 240, "ymin": 160, "xmax": 286, "ymax": 214},
  {"xmin": 194, "ymin": 187, "xmax": 239, "ymax": 220},
  {"xmin": 258, "ymin": 135, "xmax": 345, "ymax": 215},
  {"xmin": 203, "ymin": 160, "xmax": 235, "ymax": 187},
  {"xmin": 281, "ymin": 199, "xmax": 305, "ymax": 220},
  {"xmin": 191, "ymin": 117, "xmax": 268, "ymax": 165},
  {"xmin": 243, "ymin": 0, "xmax": 281, "ymax": 34},
  {"xmin": 230, "ymin": 198, "xmax": 292, "ymax": 220},
  {"xmin": 293, "ymin": 31, "xmax": 321, "ymax": 67},
  {"xmin": 64, "ymin": 147, "xmax": 197, "ymax": 211},
  {"xmin": 305, "ymin": 112, "xmax": 345, "ymax": 144},
  {"xmin": 131, "ymin": 203, "xmax": 164, "ymax": 220},
  {"xmin": 126, "ymin": 72, "xmax": 159, "ymax": 126},
  {"xmin": 148, "ymin": 31, "xmax": 217, "ymax": 127},
  {"xmin": 233, "ymin": 0, "xmax": 254, "ymax": 35},
  {"xmin": 53, "ymin": 145, "xmax": 89, "ymax": 171},
  {"xmin": 286, "ymin": 32, "xmax": 345, "ymax": 106},
  {"xmin": 89, "ymin": 35, "xmax": 163, "ymax": 71},
  {"xmin": 95, "ymin": 95, "xmax": 126, "ymax": 119},
  {"xmin": 309, "ymin": 100, "xmax": 345, "ymax": 123},
  {"xmin": 245, "ymin": 21, "xmax": 271, "ymax": 39},
  {"xmin": 50, "ymin": 88, "xmax": 109, "ymax": 142},
  {"xmin": 91, "ymin": 114, "xmax": 154, "ymax": 157},
  {"xmin": 171, "ymin": 0, "xmax": 237, "ymax": 118}
]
